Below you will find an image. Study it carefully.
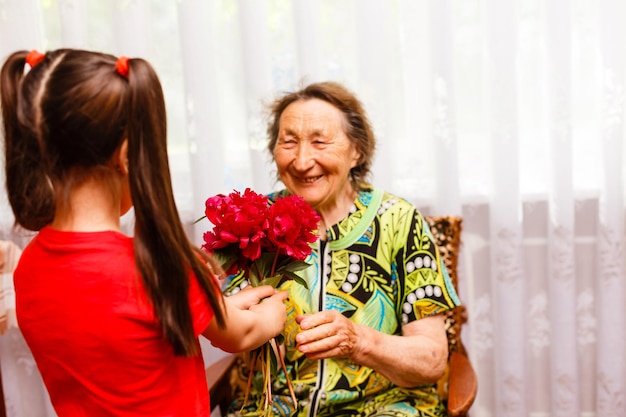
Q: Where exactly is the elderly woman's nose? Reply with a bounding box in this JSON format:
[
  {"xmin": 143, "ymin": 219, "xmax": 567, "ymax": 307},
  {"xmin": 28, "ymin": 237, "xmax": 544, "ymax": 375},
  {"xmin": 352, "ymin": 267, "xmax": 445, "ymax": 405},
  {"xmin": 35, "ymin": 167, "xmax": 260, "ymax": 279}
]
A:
[{"xmin": 293, "ymin": 144, "xmax": 315, "ymax": 170}]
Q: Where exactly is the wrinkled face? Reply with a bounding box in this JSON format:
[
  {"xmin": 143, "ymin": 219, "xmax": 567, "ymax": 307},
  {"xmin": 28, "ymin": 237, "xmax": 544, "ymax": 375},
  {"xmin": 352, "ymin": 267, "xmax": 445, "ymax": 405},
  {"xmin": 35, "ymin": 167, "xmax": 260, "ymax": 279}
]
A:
[{"xmin": 273, "ymin": 99, "xmax": 360, "ymax": 213}]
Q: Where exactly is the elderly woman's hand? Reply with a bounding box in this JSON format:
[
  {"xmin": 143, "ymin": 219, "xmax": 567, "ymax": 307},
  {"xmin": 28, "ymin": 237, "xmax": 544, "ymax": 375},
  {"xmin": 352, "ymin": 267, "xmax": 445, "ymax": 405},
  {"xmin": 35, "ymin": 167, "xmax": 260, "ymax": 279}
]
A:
[
  {"xmin": 294, "ymin": 310, "xmax": 362, "ymax": 360},
  {"xmin": 295, "ymin": 311, "xmax": 448, "ymax": 387}
]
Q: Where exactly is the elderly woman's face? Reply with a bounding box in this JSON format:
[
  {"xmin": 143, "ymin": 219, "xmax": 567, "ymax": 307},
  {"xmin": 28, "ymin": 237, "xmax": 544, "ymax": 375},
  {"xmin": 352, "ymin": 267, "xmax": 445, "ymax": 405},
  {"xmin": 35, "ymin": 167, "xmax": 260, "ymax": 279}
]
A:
[{"xmin": 273, "ymin": 99, "xmax": 360, "ymax": 214}]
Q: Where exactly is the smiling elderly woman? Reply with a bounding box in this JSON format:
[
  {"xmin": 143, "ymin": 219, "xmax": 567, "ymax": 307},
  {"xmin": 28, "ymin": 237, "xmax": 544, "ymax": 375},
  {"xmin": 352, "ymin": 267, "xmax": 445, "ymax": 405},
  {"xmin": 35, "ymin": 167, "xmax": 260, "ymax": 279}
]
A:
[{"xmin": 224, "ymin": 81, "xmax": 461, "ymax": 417}]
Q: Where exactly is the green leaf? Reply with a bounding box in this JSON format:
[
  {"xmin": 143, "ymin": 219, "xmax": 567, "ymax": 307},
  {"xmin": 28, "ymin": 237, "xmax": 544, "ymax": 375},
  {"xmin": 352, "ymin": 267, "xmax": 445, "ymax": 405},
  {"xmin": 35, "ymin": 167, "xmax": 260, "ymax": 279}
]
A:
[
  {"xmin": 214, "ymin": 254, "xmax": 237, "ymax": 273},
  {"xmin": 248, "ymin": 262, "xmax": 261, "ymax": 287},
  {"xmin": 210, "ymin": 247, "xmax": 240, "ymax": 273},
  {"xmin": 193, "ymin": 215, "xmax": 207, "ymax": 224},
  {"xmin": 281, "ymin": 271, "xmax": 309, "ymax": 289},
  {"xmin": 269, "ymin": 348, "xmax": 279, "ymax": 377},
  {"xmin": 252, "ymin": 253, "xmax": 275, "ymax": 279},
  {"xmin": 277, "ymin": 260, "xmax": 312, "ymax": 273},
  {"xmin": 259, "ymin": 276, "xmax": 283, "ymax": 288}
]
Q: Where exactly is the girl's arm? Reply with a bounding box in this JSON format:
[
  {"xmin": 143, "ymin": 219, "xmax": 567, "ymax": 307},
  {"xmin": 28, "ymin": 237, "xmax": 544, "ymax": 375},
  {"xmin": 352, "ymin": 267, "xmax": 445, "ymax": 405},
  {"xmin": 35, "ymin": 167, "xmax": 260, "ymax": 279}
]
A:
[{"xmin": 202, "ymin": 285, "xmax": 288, "ymax": 353}]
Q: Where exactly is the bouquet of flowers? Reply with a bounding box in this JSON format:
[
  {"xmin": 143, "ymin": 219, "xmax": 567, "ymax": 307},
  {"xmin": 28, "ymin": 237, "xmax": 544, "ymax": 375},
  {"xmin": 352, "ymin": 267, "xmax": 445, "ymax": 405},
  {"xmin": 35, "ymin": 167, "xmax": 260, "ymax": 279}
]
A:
[{"xmin": 200, "ymin": 188, "xmax": 320, "ymax": 414}]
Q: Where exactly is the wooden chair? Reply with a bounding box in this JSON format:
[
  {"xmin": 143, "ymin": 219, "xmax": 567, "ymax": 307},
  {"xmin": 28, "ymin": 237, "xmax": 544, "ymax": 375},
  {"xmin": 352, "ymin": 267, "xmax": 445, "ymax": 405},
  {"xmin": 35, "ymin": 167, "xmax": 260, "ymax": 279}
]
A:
[
  {"xmin": 206, "ymin": 216, "xmax": 477, "ymax": 417},
  {"xmin": 426, "ymin": 216, "xmax": 477, "ymax": 416}
]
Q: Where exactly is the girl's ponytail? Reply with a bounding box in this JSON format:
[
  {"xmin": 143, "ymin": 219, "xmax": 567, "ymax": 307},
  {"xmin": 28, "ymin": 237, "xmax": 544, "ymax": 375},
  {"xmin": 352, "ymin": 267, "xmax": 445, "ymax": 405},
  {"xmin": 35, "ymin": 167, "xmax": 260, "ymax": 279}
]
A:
[
  {"xmin": 124, "ymin": 58, "xmax": 225, "ymax": 356},
  {"xmin": 1, "ymin": 50, "xmax": 55, "ymax": 231}
]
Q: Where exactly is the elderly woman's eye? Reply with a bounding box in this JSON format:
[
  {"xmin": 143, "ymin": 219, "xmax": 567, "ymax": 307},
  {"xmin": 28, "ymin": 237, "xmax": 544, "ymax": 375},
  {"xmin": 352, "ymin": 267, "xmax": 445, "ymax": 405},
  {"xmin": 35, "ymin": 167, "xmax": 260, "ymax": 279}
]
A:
[{"xmin": 279, "ymin": 137, "xmax": 296, "ymax": 145}]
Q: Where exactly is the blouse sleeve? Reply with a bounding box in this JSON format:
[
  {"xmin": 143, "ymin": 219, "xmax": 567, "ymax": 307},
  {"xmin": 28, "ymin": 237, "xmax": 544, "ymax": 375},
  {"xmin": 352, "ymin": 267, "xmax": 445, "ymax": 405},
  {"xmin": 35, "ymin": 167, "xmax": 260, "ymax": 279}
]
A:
[{"xmin": 396, "ymin": 208, "xmax": 460, "ymax": 324}]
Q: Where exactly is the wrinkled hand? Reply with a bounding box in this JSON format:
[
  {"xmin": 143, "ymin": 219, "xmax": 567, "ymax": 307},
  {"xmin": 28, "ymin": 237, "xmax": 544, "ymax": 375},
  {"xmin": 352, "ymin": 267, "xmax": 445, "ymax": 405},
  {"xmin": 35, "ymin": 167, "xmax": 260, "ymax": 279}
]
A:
[{"xmin": 295, "ymin": 310, "xmax": 361, "ymax": 360}]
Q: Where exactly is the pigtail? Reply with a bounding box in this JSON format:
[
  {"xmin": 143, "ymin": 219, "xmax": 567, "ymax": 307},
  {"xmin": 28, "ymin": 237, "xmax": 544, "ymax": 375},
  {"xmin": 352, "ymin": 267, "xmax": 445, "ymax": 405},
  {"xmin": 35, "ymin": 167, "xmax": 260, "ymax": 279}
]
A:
[
  {"xmin": 124, "ymin": 58, "xmax": 225, "ymax": 357},
  {"xmin": 1, "ymin": 51, "xmax": 55, "ymax": 231},
  {"xmin": 2, "ymin": 49, "xmax": 223, "ymax": 356}
]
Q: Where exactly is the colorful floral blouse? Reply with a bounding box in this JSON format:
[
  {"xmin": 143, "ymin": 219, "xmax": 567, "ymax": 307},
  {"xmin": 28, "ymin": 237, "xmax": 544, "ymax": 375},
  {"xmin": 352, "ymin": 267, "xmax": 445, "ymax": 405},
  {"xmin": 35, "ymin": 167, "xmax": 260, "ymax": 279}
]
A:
[{"xmin": 224, "ymin": 186, "xmax": 460, "ymax": 417}]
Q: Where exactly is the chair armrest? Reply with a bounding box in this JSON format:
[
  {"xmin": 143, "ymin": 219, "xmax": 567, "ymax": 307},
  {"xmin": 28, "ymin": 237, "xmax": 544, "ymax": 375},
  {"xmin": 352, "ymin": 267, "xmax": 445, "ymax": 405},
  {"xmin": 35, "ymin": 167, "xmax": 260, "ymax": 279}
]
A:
[
  {"xmin": 206, "ymin": 354, "xmax": 238, "ymax": 416},
  {"xmin": 447, "ymin": 351, "xmax": 478, "ymax": 417}
]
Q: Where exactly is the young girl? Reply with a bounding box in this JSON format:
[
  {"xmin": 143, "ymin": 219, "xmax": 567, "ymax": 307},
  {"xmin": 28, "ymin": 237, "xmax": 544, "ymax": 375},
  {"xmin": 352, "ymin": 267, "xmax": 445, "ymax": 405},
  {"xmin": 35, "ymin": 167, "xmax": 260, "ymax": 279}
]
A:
[{"xmin": 0, "ymin": 48, "xmax": 287, "ymax": 416}]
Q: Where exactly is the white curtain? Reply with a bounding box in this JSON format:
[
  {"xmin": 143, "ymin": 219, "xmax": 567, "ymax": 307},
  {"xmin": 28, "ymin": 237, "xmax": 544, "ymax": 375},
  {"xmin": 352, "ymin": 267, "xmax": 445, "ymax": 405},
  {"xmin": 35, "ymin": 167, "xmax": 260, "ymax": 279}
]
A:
[{"xmin": 0, "ymin": 1, "xmax": 625, "ymax": 417}]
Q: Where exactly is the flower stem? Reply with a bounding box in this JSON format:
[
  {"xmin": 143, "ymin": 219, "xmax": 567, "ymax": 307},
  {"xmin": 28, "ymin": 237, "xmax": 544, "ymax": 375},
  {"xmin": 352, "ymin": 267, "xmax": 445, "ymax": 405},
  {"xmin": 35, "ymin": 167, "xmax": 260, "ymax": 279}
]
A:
[
  {"xmin": 264, "ymin": 345, "xmax": 272, "ymax": 410},
  {"xmin": 271, "ymin": 337, "xmax": 298, "ymax": 407},
  {"xmin": 270, "ymin": 251, "xmax": 279, "ymax": 277},
  {"xmin": 242, "ymin": 349, "xmax": 258, "ymax": 410}
]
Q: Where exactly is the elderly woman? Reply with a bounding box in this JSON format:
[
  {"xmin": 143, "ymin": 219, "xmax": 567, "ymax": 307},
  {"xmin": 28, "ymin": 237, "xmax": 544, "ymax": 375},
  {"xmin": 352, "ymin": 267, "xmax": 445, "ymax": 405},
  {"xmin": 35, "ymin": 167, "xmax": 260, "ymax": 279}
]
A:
[{"xmin": 224, "ymin": 81, "xmax": 460, "ymax": 417}]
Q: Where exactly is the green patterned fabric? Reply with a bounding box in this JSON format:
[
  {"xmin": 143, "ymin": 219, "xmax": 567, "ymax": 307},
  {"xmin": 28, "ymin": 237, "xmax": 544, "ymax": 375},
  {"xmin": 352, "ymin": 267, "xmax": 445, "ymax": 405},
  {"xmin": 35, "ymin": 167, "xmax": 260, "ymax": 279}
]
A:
[{"xmin": 224, "ymin": 186, "xmax": 460, "ymax": 417}]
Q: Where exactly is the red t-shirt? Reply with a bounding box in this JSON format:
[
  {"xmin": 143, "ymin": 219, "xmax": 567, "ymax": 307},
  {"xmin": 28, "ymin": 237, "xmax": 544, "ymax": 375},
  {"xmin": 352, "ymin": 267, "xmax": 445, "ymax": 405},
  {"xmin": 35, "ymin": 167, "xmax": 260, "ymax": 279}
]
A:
[{"xmin": 14, "ymin": 227, "xmax": 214, "ymax": 416}]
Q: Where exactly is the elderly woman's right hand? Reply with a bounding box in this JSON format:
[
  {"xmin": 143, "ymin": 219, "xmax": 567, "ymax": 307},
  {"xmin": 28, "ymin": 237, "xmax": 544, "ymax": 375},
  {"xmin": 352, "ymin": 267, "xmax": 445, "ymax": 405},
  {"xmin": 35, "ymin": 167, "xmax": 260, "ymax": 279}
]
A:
[
  {"xmin": 295, "ymin": 310, "xmax": 361, "ymax": 360},
  {"xmin": 295, "ymin": 310, "xmax": 448, "ymax": 387}
]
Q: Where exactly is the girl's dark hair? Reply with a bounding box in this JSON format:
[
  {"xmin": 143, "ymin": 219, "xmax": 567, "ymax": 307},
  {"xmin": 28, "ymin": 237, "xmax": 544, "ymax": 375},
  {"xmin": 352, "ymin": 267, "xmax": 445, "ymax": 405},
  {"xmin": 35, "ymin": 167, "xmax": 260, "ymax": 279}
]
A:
[
  {"xmin": 1, "ymin": 49, "xmax": 225, "ymax": 356},
  {"xmin": 266, "ymin": 81, "xmax": 376, "ymax": 189}
]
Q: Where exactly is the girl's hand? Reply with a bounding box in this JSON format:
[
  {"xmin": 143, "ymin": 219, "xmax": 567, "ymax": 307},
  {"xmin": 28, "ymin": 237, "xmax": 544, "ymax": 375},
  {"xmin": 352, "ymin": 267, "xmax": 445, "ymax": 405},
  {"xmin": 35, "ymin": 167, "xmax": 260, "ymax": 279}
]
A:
[{"xmin": 228, "ymin": 285, "xmax": 283, "ymax": 309}]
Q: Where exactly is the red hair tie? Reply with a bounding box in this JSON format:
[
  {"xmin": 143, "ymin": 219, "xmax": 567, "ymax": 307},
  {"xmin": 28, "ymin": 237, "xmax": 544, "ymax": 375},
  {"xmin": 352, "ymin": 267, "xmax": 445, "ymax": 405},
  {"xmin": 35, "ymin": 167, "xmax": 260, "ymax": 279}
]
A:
[
  {"xmin": 116, "ymin": 56, "xmax": 130, "ymax": 78},
  {"xmin": 25, "ymin": 50, "xmax": 45, "ymax": 68}
]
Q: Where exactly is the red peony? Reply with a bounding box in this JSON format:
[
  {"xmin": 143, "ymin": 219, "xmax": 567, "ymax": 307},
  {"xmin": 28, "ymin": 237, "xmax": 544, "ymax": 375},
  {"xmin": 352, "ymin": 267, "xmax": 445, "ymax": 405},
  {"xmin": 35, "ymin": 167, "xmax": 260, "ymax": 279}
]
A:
[
  {"xmin": 200, "ymin": 188, "xmax": 320, "ymax": 413},
  {"xmin": 201, "ymin": 188, "xmax": 320, "ymax": 286},
  {"xmin": 202, "ymin": 188, "xmax": 270, "ymax": 261},
  {"xmin": 268, "ymin": 196, "xmax": 320, "ymax": 261}
]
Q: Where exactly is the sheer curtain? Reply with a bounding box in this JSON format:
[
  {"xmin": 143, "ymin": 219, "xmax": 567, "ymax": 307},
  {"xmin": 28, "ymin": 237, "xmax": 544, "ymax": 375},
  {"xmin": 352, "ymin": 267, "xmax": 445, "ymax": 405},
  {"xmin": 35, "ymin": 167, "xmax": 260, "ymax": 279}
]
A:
[{"xmin": 0, "ymin": 1, "xmax": 625, "ymax": 416}]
